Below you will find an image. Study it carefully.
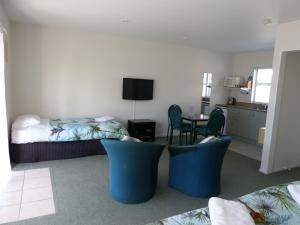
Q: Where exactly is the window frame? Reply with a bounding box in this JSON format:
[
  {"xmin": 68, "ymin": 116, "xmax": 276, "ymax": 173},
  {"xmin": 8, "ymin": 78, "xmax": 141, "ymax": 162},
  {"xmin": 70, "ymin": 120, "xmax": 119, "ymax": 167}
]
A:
[
  {"xmin": 251, "ymin": 67, "xmax": 273, "ymax": 104},
  {"xmin": 202, "ymin": 72, "xmax": 212, "ymax": 98}
]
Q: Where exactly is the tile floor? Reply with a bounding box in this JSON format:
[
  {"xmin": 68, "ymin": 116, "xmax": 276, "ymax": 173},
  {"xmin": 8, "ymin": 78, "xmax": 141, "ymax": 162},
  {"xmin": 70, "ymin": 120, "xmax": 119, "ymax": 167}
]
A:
[
  {"xmin": 0, "ymin": 168, "xmax": 55, "ymax": 224},
  {"xmin": 229, "ymin": 138, "xmax": 262, "ymax": 161}
]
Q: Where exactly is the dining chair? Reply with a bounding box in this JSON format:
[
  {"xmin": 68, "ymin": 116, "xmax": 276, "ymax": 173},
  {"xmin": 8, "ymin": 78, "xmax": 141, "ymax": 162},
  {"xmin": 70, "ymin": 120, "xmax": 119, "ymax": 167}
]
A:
[
  {"xmin": 193, "ymin": 110, "xmax": 225, "ymax": 141},
  {"xmin": 166, "ymin": 104, "xmax": 179, "ymax": 141},
  {"xmin": 168, "ymin": 104, "xmax": 192, "ymax": 145},
  {"xmin": 192, "ymin": 107, "xmax": 223, "ymax": 135},
  {"xmin": 166, "ymin": 105, "xmax": 175, "ymax": 140},
  {"xmin": 210, "ymin": 107, "xmax": 224, "ymax": 116}
]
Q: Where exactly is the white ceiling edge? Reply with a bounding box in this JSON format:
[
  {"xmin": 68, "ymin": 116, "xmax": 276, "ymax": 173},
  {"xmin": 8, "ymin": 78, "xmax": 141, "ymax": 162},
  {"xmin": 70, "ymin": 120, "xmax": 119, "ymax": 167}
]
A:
[
  {"xmin": 11, "ymin": 20, "xmax": 277, "ymax": 56},
  {"xmin": 2, "ymin": 0, "xmax": 300, "ymax": 53}
]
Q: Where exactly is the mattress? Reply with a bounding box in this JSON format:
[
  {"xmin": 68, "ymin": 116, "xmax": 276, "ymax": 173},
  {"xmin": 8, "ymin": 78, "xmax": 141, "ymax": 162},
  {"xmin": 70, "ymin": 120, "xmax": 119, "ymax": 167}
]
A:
[{"xmin": 11, "ymin": 118, "xmax": 129, "ymax": 144}]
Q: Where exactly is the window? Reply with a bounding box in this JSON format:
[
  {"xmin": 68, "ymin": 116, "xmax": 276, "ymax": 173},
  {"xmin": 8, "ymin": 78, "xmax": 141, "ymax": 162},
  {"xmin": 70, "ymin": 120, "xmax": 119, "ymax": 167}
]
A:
[
  {"xmin": 251, "ymin": 68, "xmax": 273, "ymax": 103},
  {"xmin": 202, "ymin": 73, "xmax": 212, "ymax": 97}
]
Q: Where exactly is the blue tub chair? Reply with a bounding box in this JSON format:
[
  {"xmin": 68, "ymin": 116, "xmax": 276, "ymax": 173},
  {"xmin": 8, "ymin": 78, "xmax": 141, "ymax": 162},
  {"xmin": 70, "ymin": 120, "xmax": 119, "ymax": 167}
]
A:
[
  {"xmin": 101, "ymin": 140, "xmax": 165, "ymax": 204},
  {"xmin": 168, "ymin": 136, "xmax": 231, "ymax": 198}
]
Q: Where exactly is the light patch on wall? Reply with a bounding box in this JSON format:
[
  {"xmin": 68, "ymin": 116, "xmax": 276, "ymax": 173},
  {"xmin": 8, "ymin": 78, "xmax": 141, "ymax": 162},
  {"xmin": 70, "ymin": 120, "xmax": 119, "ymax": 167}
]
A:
[{"xmin": 4, "ymin": 38, "xmax": 7, "ymax": 63}]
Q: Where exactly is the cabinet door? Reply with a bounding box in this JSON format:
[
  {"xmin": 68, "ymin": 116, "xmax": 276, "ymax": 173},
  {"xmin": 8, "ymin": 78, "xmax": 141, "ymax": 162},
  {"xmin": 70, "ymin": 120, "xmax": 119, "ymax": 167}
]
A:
[
  {"xmin": 237, "ymin": 109, "xmax": 252, "ymax": 138},
  {"xmin": 226, "ymin": 108, "xmax": 240, "ymax": 135}
]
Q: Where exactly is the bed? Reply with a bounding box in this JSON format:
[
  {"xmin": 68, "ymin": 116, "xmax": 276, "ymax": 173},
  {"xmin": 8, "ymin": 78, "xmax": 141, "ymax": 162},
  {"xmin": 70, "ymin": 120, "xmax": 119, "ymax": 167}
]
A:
[
  {"xmin": 146, "ymin": 182, "xmax": 300, "ymax": 225},
  {"xmin": 10, "ymin": 117, "xmax": 129, "ymax": 163}
]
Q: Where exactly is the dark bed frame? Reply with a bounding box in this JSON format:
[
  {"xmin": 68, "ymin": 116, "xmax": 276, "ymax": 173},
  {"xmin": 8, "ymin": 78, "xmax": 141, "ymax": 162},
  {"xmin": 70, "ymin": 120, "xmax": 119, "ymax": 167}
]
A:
[{"xmin": 10, "ymin": 140, "xmax": 107, "ymax": 163}]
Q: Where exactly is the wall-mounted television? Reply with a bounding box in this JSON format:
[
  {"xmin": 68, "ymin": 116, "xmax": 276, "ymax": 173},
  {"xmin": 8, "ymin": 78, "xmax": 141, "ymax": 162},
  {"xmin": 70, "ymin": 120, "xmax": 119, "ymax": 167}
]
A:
[{"xmin": 122, "ymin": 78, "xmax": 154, "ymax": 100}]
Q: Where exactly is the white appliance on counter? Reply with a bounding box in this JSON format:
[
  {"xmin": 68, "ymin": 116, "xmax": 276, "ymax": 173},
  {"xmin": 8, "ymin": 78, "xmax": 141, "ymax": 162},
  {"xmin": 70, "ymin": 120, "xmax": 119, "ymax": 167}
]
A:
[
  {"xmin": 217, "ymin": 105, "xmax": 228, "ymax": 135},
  {"xmin": 224, "ymin": 77, "xmax": 244, "ymax": 88}
]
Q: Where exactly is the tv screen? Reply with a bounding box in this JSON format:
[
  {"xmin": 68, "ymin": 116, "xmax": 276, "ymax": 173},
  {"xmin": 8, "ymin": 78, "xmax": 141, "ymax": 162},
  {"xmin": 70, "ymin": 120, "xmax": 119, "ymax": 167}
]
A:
[{"xmin": 123, "ymin": 78, "xmax": 154, "ymax": 100}]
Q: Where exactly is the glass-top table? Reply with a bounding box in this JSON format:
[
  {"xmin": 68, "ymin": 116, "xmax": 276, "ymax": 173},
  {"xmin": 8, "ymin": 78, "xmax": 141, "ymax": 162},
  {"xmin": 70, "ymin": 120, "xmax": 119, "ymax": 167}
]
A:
[
  {"xmin": 182, "ymin": 114, "xmax": 209, "ymax": 122},
  {"xmin": 181, "ymin": 114, "xmax": 209, "ymax": 143}
]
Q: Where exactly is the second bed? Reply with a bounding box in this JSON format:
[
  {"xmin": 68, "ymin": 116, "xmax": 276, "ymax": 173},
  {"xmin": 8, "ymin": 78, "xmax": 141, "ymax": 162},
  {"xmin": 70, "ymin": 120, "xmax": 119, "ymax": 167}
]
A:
[{"xmin": 10, "ymin": 117, "xmax": 129, "ymax": 163}]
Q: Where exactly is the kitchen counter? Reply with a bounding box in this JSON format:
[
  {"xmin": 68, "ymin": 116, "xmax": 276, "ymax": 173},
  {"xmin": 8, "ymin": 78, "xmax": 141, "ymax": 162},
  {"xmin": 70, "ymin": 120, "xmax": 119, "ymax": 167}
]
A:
[{"xmin": 216, "ymin": 104, "xmax": 267, "ymax": 112}]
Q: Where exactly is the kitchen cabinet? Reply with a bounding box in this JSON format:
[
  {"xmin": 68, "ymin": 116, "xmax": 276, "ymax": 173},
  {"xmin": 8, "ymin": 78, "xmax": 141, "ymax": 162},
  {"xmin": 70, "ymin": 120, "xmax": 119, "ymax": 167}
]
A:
[
  {"xmin": 249, "ymin": 110, "xmax": 267, "ymax": 141},
  {"xmin": 226, "ymin": 107, "xmax": 267, "ymax": 142},
  {"xmin": 226, "ymin": 108, "xmax": 239, "ymax": 134},
  {"xmin": 238, "ymin": 109, "xmax": 252, "ymax": 137}
]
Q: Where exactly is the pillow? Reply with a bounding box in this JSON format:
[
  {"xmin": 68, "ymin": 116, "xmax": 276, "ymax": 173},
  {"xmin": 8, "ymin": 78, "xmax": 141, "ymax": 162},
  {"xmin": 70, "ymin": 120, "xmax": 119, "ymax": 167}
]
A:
[
  {"xmin": 208, "ymin": 197, "xmax": 255, "ymax": 225},
  {"xmin": 12, "ymin": 115, "xmax": 41, "ymax": 129},
  {"xmin": 121, "ymin": 136, "xmax": 142, "ymax": 142},
  {"xmin": 200, "ymin": 136, "xmax": 220, "ymax": 144},
  {"xmin": 95, "ymin": 116, "xmax": 115, "ymax": 122}
]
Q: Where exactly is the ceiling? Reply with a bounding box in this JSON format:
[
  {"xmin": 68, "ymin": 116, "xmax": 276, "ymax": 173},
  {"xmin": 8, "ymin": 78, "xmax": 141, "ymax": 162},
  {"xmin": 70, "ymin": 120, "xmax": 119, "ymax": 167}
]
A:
[{"xmin": 2, "ymin": 0, "xmax": 300, "ymax": 52}]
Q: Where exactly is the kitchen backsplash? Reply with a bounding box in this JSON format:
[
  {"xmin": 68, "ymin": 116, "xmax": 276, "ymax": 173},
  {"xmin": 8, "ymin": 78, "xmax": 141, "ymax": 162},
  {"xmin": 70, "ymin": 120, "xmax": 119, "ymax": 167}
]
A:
[{"xmin": 229, "ymin": 88, "xmax": 253, "ymax": 103}]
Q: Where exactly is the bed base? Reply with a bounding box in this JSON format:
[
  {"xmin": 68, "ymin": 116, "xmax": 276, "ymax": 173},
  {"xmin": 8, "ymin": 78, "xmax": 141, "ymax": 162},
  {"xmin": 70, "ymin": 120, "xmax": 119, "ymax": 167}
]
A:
[{"xmin": 10, "ymin": 139, "xmax": 106, "ymax": 163}]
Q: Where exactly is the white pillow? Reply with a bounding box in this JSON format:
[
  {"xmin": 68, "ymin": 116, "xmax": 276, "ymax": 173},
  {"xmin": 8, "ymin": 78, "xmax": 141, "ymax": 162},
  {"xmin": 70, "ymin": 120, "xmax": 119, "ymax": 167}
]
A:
[
  {"xmin": 121, "ymin": 136, "xmax": 142, "ymax": 142},
  {"xmin": 12, "ymin": 115, "xmax": 41, "ymax": 130},
  {"xmin": 95, "ymin": 116, "xmax": 115, "ymax": 122},
  {"xmin": 208, "ymin": 197, "xmax": 255, "ymax": 225},
  {"xmin": 200, "ymin": 136, "xmax": 220, "ymax": 144}
]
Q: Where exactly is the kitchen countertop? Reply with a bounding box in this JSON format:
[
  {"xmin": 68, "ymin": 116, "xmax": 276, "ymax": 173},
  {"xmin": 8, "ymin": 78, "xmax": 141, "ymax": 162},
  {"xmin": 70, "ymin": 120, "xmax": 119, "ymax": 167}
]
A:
[{"xmin": 216, "ymin": 104, "xmax": 267, "ymax": 112}]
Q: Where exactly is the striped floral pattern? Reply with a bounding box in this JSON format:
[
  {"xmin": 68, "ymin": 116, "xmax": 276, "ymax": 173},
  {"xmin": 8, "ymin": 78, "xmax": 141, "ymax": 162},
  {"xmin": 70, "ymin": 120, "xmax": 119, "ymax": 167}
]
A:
[
  {"xmin": 49, "ymin": 118, "xmax": 129, "ymax": 142},
  {"xmin": 147, "ymin": 182, "xmax": 300, "ymax": 225}
]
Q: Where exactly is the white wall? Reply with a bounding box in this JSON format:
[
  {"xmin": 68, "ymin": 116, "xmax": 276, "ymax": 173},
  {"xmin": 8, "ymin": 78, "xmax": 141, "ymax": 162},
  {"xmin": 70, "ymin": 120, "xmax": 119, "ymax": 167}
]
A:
[
  {"xmin": 261, "ymin": 20, "xmax": 300, "ymax": 174},
  {"xmin": 11, "ymin": 23, "xmax": 233, "ymax": 136},
  {"xmin": 272, "ymin": 52, "xmax": 300, "ymax": 170},
  {"xmin": 230, "ymin": 50, "xmax": 274, "ymax": 103},
  {"xmin": 0, "ymin": 2, "xmax": 11, "ymax": 192},
  {"xmin": 0, "ymin": 3, "xmax": 11, "ymax": 125}
]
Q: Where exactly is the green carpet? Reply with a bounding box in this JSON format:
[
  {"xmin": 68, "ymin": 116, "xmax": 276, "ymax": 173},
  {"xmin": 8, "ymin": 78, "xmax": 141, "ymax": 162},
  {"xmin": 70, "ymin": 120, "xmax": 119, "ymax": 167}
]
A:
[{"xmin": 8, "ymin": 140, "xmax": 300, "ymax": 225}]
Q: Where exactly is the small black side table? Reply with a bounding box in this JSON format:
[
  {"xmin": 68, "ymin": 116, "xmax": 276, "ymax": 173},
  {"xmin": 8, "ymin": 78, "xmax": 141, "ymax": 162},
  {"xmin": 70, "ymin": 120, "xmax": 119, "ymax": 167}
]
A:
[{"xmin": 128, "ymin": 119, "xmax": 156, "ymax": 142}]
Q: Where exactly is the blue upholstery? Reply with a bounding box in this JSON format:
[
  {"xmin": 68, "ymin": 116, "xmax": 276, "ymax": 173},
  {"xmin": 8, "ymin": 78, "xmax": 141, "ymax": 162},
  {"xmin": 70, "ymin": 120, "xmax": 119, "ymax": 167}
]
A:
[
  {"xmin": 168, "ymin": 136, "xmax": 231, "ymax": 198},
  {"xmin": 101, "ymin": 140, "xmax": 165, "ymax": 204}
]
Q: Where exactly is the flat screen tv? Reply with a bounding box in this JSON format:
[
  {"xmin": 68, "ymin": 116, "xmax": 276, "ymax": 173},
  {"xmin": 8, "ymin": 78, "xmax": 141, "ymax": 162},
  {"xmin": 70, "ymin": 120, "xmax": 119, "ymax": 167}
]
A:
[{"xmin": 122, "ymin": 78, "xmax": 154, "ymax": 100}]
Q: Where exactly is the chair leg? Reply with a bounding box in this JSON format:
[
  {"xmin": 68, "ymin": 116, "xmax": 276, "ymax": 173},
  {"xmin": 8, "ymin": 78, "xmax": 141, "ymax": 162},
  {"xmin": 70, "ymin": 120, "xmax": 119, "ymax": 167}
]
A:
[
  {"xmin": 190, "ymin": 121, "xmax": 194, "ymax": 144},
  {"xmin": 169, "ymin": 128, "xmax": 173, "ymax": 145},
  {"xmin": 193, "ymin": 131, "xmax": 197, "ymax": 143},
  {"xmin": 205, "ymin": 129, "xmax": 208, "ymax": 137},
  {"xmin": 166, "ymin": 124, "xmax": 170, "ymax": 140},
  {"xmin": 185, "ymin": 132, "xmax": 188, "ymax": 144},
  {"xmin": 179, "ymin": 131, "xmax": 182, "ymax": 145}
]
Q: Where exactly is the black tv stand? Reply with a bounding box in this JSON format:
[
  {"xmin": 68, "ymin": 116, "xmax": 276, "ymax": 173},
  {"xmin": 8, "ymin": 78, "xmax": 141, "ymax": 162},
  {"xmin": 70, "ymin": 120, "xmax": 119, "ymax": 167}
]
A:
[{"xmin": 127, "ymin": 119, "xmax": 156, "ymax": 142}]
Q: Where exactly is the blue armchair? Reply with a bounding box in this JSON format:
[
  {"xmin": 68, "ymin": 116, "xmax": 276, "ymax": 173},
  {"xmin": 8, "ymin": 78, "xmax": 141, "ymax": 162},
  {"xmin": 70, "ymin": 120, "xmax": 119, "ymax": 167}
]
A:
[
  {"xmin": 101, "ymin": 140, "xmax": 165, "ymax": 204},
  {"xmin": 168, "ymin": 136, "xmax": 231, "ymax": 198}
]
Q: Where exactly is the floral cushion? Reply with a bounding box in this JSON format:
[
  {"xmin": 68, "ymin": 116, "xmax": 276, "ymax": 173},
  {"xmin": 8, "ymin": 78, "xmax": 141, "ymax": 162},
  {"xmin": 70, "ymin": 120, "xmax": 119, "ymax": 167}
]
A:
[{"xmin": 49, "ymin": 118, "xmax": 129, "ymax": 142}]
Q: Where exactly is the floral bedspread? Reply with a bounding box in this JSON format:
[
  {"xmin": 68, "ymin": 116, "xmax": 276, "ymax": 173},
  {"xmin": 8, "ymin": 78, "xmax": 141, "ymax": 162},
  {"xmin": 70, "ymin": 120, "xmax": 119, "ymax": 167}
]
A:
[
  {"xmin": 147, "ymin": 182, "xmax": 300, "ymax": 225},
  {"xmin": 48, "ymin": 118, "xmax": 129, "ymax": 142}
]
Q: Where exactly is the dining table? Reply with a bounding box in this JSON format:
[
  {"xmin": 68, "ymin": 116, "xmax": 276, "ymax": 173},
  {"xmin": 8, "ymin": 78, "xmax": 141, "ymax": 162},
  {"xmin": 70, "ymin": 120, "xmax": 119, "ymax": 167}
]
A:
[{"xmin": 181, "ymin": 113, "xmax": 209, "ymax": 144}]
